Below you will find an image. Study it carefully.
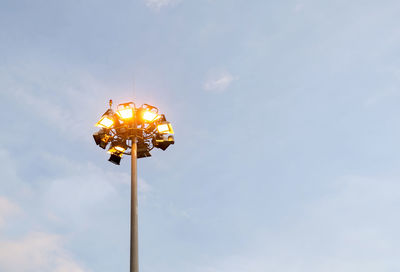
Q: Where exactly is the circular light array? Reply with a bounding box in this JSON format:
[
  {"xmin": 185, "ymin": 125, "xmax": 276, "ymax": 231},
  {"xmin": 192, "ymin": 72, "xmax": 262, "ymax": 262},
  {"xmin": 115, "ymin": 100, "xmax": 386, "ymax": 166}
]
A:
[{"xmin": 93, "ymin": 101, "xmax": 174, "ymax": 165}]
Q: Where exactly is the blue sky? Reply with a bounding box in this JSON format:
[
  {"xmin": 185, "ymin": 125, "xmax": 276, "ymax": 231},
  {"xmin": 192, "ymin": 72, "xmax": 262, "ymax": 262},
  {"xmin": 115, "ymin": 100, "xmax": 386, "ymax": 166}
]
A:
[{"xmin": 1, "ymin": 0, "xmax": 400, "ymax": 271}]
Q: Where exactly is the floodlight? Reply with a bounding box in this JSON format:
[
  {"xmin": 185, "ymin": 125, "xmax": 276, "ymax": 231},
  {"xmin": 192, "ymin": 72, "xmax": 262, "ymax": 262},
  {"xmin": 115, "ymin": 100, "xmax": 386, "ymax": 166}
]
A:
[
  {"xmin": 109, "ymin": 153, "xmax": 122, "ymax": 165},
  {"xmin": 156, "ymin": 122, "xmax": 174, "ymax": 134},
  {"xmin": 93, "ymin": 130, "xmax": 104, "ymax": 145},
  {"xmin": 137, "ymin": 140, "xmax": 152, "ymax": 158},
  {"xmin": 96, "ymin": 116, "xmax": 114, "ymax": 128},
  {"xmin": 140, "ymin": 104, "xmax": 160, "ymax": 122},
  {"xmin": 108, "ymin": 140, "xmax": 128, "ymax": 154},
  {"xmin": 108, "ymin": 141, "xmax": 126, "ymax": 165},
  {"xmin": 93, "ymin": 129, "xmax": 111, "ymax": 149},
  {"xmin": 152, "ymin": 134, "xmax": 174, "ymax": 151},
  {"xmin": 95, "ymin": 109, "xmax": 115, "ymax": 129},
  {"xmin": 115, "ymin": 146, "xmax": 126, "ymax": 152},
  {"xmin": 116, "ymin": 103, "xmax": 135, "ymax": 120},
  {"xmin": 142, "ymin": 110, "xmax": 159, "ymax": 122}
]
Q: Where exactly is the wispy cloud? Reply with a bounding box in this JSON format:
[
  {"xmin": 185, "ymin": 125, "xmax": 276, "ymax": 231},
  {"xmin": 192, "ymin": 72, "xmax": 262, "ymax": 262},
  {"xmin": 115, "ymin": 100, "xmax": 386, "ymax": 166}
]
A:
[
  {"xmin": 364, "ymin": 88, "xmax": 400, "ymax": 107},
  {"xmin": 204, "ymin": 71, "xmax": 236, "ymax": 92},
  {"xmin": 0, "ymin": 192, "xmax": 89, "ymax": 271},
  {"xmin": 0, "ymin": 197, "xmax": 20, "ymax": 228},
  {"xmin": 145, "ymin": 0, "xmax": 178, "ymax": 10},
  {"xmin": 294, "ymin": 3, "xmax": 304, "ymax": 13},
  {"xmin": 193, "ymin": 175, "xmax": 400, "ymax": 272},
  {"xmin": 0, "ymin": 232, "xmax": 89, "ymax": 272},
  {"xmin": 138, "ymin": 177, "xmax": 152, "ymax": 194}
]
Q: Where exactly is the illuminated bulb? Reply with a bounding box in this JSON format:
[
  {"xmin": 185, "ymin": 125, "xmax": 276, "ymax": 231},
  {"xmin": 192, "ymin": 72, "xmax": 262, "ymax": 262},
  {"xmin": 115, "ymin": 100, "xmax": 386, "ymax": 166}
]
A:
[
  {"xmin": 96, "ymin": 116, "xmax": 114, "ymax": 128},
  {"xmin": 157, "ymin": 124, "xmax": 170, "ymax": 134},
  {"xmin": 157, "ymin": 122, "xmax": 174, "ymax": 134},
  {"xmin": 142, "ymin": 110, "xmax": 159, "ymax": 122},
  {"xmin": 116, "ymin": 108, "xmax": 134, "ymax": 120},
  {"xmin": 115, "ymin": 146, "xmax": 126, "ymax": 153}
]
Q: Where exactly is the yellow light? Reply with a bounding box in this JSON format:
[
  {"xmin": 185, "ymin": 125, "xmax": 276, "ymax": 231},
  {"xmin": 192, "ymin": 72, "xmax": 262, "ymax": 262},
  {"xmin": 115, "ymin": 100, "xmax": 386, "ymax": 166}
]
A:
[
  {"xmin": 108, "ymin": 147, "xmax": 120, "ymax": 154},
  {"xmin": 116, "ymin": 107, "xmax": 134, "ymax": 120},
  {"xmin": 96, "ymin": 116, "xmax": 114, "ymax": 128},
  {"xmin": 108, "ymin": 143, "xmax": 127, "ymax": 154},
  {"xmin": 157, "ymin": 122, "xmax": 174, "ymax": 134},
  {"xmin": 115, "ymin": 146, "xmax": 126, "ymax": 153},
  {"xmin": 142, "ymin": 110, "xmax": 159, "ymax": 122},
  {"xmin": 157, "ymin": 124, "xmax": 169, "ymax": 133}
]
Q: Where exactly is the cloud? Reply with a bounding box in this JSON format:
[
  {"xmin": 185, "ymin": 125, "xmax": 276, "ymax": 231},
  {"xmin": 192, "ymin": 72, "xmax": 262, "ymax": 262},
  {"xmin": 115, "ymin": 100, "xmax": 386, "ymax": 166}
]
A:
[
  {"xmin": 294, "ymin": 3, "xmax": 304, "ymax": 12},
  {"xmin": 31, "ymin": 151, "xmax": 156, "ymax": 227},
  {"xmin": 145, "ymin": 0, "xmax": 178, "ymax": 10},
  {"xmin": 0, "ymin": 63, "xmax": 118, "ymax": 143},
  {"xmin": 0, "ymin": 232, "xmax": 89, "ymax": 272},
  {"xmin": 194, "ymin": 175, "xmax": 400, "ymax": 272},
  {"xmin": 0, "ymin": 191, "xmax": 88, "ymax": 271},
  {"xmin": 138, "ymin": 177, "xmax": 152, "ymax": 194},
  {"xmin": 204, "ymin": 71, "xmax": 235, "ymax": 92},
  {"xmin": 0, "ymin": 197, "xmax": 20, "ymax": 228},
  {"xmin": 0, "ymin": 149, "xmax": 127, "ymax": 271},
  {"xmin": 10, "ymin": 87, "xmax": 94, "ymax": 141},
  {"xmin": 364, "ymin": 87, "xmax": 400, "ymax": 107}
]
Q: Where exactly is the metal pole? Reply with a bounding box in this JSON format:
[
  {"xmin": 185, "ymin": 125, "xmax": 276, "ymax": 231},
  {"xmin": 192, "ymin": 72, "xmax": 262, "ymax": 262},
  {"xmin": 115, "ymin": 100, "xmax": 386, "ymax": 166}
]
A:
[{"xmin": 130, "ymin": 136, "xmax": 138, "ymax": 272}]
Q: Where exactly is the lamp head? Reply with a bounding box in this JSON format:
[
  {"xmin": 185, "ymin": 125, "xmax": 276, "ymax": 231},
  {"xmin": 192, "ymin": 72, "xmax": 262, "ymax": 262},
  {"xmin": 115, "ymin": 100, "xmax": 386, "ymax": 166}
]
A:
[
  {"xmin": 95, "ymin": 109, "xmax": 115, "ymax": 129},
  {"xmin": 108, "ymin": 140, "xmax": 128, "ymax": 154},
  {"xmin": 116, "ymin": 102, "xmax": 135, "ymax": 120},
  {"xmin": 153, "ymin": 134, "xmax": 174, "ymax": 151},
  {"xmin": 137, "ymin": 140, "xmax": 152, "ymax": 158},
  {"xmin": 140, "ymin": 104, "xmax": 160, "ymax": 122},
  {"xmin": 93, "ymin": 129, "xmax": 111, "ymax": 149},
  {"xmin": 108, "ymin": 154, "xmax": 122, "ymax": 165},
  {"xmin": 156, "ymin": 121, "xmax": 174, "ymax": 135}
]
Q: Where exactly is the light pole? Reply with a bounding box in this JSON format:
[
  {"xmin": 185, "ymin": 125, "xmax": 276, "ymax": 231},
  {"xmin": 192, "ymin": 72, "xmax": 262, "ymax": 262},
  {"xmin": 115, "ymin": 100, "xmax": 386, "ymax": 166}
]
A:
[
  {"xmin": 93, "ymin": 100, "xmax": 174, "ymax": 272},
  {"xmin": 130, "ymin": 136, "xmax": 138, "ymax": 272}
]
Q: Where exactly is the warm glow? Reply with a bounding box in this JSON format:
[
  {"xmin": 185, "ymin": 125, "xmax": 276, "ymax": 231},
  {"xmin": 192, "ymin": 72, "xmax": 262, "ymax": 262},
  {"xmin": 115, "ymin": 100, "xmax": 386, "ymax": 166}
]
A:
[
  {"xmin": 157, "ymin": 124, "xmax": 169, "ymax": 133},
  {"xmin": 115, "ymin": 146, "xmax": 126, "ymax": 152},
  {"xmin": 116, "ymin": 108, "xmax": 134, "ymax": 120},
  {"xmin": 108, "ymin": 142, "xmax": 127, "ymax": 154},
  {"xmin": 96, "ymin": 116, "xmax": 114, "ymax": 128},
  {"xmin": 142, "ymin": 110, "xmax": 159, "ymax": 122},
  {"xmin": 157, "ymin": 123, "xmax": 174, "ymax": 134},
  {"xmin": 101, "ymin": 134, "xmax": 111, "ymax": 143}
]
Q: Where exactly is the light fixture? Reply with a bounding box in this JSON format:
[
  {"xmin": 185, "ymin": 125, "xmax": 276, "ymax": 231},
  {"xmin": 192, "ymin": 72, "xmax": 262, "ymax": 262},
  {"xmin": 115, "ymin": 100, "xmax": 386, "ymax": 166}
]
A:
[
  {"xmin": 108, "ymin": 153, "xmax": 122, "ymax": 165},
  {"xmin": 157, "ymin": 124, "xmax": 169, "ymax": 133},
  {"xmin": 115, "ymin": 146, "xmax": 126, "ymax": 152},
  {"xmin": 94, "ymin": 100, "xmax": 174, "ymax": 164},
  {"xmin": 140, "ymin": 104, "xmax": 160, "ymax": 122},
  {"xmin": 156, "ymin": 122, "xmax": 174, "ymax": 134},
  {"xmin": 116, "ymin": 103, "xmax": 135, "ymax": 120},
  {"xmin": 137, "ymin": 140, "xmax": 152, "ymax": 158},
  {"xmin": 93, "ymin": 130, "xmax": 104, "ymax": 145},
  {"xmin": 95, "ymin": 109, "xmax": 115, "ymax": 129},
  {"xmin": 93, "ymin": 129, "xmax": 111, "ymax": 149},
  {"xmin": 107, "ymin": 143, "xmax": 125, "ymax": 165},
  {"xmin": 152, "ymin": 134, "xmax": 174, "ymax": 151},
  {"xmin": 108, "ymin": 140, "xmax": 128, "ymax": 155},
  {"xmin": 142, "ymin": 110, "xmax": 159, "ymax": 122},
  {"xmin": 96, "ymin": 116, "xmax": 114, "ymax": 128}
]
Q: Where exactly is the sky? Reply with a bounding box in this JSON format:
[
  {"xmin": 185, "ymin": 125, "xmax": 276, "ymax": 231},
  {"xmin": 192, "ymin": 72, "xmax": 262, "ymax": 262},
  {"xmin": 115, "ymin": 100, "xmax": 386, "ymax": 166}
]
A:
[{"xmin": 1, "ymin": 0, "xmax": 400, "ymax": 271}]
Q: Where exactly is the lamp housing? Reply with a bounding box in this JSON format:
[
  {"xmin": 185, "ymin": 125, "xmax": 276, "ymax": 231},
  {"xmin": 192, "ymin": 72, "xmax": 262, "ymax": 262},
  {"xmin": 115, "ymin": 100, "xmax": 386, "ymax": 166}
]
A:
[
  {"xmin": 93, "ymin": 129, "xmax": 111, "ymax": 149},
  {"xmin": 153, "ymin": 134, "xmax": 174, "ymax": 151},
  {"xmin": 140, "ymin": 104, "xmax": 160, "ymax": 122},
  {"xmin": 95, "ymin": 109, "xmax": 115, "ymax": 129},
  {"xmin": 137, "ymin": 140, "xmax": 152, "ymax": 158},
  {"xmin": 156, "ymin": 121, "xmax": 174, "ymax": 135},
  {"xmin": 108, "ymin": 140, "xmax": 128, "ymax": 154},
  {"xmin": 108, "ymin": 154, "xmax": 122, "ymax": 165},
  {"xmin": 116, "ymin": 103, "xmax": 135, "ymax": 120}
]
